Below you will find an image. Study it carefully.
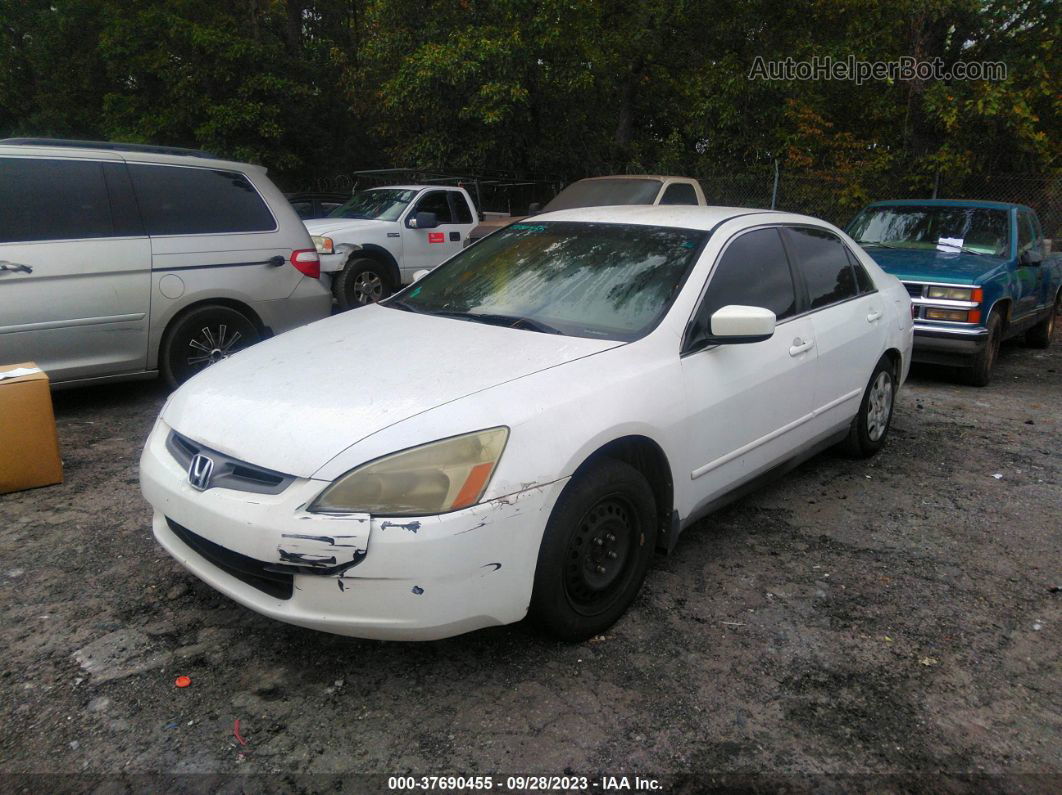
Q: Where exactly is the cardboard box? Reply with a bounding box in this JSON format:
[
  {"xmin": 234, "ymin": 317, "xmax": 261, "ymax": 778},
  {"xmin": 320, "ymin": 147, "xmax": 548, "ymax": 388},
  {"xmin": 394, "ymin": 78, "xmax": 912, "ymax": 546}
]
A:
[{"xmin": 0, "ymin": 362, "xmax": 63, "ymax": 494}]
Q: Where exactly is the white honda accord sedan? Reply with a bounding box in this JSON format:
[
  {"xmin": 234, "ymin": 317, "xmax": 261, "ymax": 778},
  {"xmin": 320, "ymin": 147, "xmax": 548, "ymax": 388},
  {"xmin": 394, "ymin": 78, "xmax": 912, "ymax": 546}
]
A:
[{"xmin": 140, "ymin": 205, "xmax": 913, "ymax": 641}]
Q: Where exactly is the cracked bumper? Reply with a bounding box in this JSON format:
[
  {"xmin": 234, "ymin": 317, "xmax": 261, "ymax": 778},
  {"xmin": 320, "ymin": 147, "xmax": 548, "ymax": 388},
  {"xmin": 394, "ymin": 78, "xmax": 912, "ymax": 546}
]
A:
[{"xmin": 140, "ymin": 419, "xmax": 566, "ymax": 640}]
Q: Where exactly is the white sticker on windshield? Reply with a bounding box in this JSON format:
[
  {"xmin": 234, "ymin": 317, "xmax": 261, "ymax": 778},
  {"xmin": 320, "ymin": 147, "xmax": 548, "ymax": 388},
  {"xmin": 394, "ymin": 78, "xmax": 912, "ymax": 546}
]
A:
[{"xmin": 937, "ymin": 236, "xmax": 964, "ymax": 252}]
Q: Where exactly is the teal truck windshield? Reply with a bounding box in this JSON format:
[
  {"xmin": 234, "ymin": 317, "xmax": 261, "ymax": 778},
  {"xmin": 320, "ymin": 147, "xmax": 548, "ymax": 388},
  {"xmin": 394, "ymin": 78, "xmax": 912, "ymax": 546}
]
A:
[
  {"xmin": 389, "ymin": 222, "xmax": 707, "ymax": 341},
  {"xmin": 849, "ymin": 205, "xmax": 1009, "ymax": 257},
  {"xmin": 328, "ymin": 189, "xmax": 418, "ymax": 221}
]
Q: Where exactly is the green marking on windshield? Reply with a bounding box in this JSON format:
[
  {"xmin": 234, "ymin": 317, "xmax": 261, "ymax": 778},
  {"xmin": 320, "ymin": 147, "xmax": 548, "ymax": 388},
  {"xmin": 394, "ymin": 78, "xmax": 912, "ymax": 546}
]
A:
[
  {"xmin": 512, "ymin": 224, "xmax": 546, "ymax": 231},
  {"xmin": 410, "ymin": 287, "xmax": 422, "ymax": 297}
]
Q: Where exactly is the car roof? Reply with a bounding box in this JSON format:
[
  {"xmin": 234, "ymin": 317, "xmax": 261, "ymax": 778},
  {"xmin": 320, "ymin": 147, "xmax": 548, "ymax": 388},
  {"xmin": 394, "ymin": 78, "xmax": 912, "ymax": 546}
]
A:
[
  {"xmin": 366, "ymin": 185, "xmax": 463, "ymax": 192},
  {"xmin": 0, "ymin": 139, "xmax": 264, "ymax": 173},
  {"xmin": 530, "ymin": 204, "xmax": 811, "ymax": 231},
  {"xmin": 867, "ymin": 198, "xmax": 1030, "ymax": 212}
]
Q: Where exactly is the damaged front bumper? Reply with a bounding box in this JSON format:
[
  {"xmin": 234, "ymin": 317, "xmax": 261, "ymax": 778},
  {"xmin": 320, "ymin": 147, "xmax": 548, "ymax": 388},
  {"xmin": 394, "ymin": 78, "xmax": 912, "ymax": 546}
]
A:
[{"xmin": 140, "ymin": 419, "xmax": 566, "ymax": 640}]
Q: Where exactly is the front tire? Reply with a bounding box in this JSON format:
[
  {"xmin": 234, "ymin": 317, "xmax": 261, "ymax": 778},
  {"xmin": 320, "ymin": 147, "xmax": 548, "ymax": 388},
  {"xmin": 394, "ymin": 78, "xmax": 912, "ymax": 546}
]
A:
[
  {"xmin": 160, "ymin": 305, "xmax": 260, "ymax": 388},
  {"xmin": 966, "ymin": 311, "xmax": 1002, "ymax": 386},
  {"xmin": 333, "ymin": 257, "xmax": 394, "ymax": 311},
  {"xmin": 529, "ymin": 459, "xmax": 657, "ymax": 641},
  {"xmin": 841, "ymin": 355, "xmax": 896, "ymax": 458}
]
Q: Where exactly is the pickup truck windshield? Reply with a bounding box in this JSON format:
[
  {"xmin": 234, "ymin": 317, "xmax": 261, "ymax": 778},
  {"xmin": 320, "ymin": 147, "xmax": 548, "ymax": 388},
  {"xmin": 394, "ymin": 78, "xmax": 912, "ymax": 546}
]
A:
[
  {"xmin": 388, "ymin": 221, "xmax": 707, "ymax": 341},
  {"xmin": 849, "ymin": 205, "xmax": 1009, "ymax": 257},
  {"xmin": 328, "ymin": 188, "xmax": 418, "ymax": 221},
  {"xmin": 543, "ymin": 179, "xmax": 662, "ymax": 212}
]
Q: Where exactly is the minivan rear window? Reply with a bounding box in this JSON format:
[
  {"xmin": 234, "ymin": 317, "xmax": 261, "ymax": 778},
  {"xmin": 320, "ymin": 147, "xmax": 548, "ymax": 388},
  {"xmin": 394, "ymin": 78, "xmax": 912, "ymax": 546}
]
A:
[
  {"xmin": 128, "ymin": 164, "xmax": 275, "ymax": 235},
  {"xmin": 0, "ymin": 157, "xmax": 114, "ymax": 243}
]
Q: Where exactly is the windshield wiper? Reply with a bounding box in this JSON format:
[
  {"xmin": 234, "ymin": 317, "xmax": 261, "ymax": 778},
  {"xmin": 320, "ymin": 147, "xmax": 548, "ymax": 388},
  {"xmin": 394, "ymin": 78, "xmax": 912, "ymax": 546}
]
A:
[{"xmin": 432, "ymin": 310, "xmax": 563, "ymax": 334}]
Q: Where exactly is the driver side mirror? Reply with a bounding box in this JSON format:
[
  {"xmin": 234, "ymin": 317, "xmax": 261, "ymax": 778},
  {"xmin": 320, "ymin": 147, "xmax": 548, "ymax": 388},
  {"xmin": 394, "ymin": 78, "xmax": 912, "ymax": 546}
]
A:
[
  {"xmin": 409, "ymin": 211, "xmax": 439, "ymax": 229},
  {"xmin": 690, "ymin": 305, "xmax": 776, "ymax": 350}
]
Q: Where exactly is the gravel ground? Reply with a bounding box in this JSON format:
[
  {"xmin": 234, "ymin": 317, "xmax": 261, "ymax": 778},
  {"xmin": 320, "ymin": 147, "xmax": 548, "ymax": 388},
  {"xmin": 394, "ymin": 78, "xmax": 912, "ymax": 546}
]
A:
[{"xmin": 1, "ymin": 330, "xmax": 1059, "ymax": 792}]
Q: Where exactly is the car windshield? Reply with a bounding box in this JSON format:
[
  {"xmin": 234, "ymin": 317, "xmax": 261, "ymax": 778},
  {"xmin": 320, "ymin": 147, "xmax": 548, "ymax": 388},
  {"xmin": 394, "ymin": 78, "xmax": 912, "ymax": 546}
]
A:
[
  {"xmin": 542, "ymin": 179, "xmax": 662, "ymax": 212},
  {"xmin": 849, "ymin": 205, "xmax": 1009, "ymax": 257},
  {"xmin": 388, "ymin": 221, "xmax": 707, "ymax": 341},
  {"xmin": 328, "ymin": 188, "xmax": 418, "ymax": 221}
]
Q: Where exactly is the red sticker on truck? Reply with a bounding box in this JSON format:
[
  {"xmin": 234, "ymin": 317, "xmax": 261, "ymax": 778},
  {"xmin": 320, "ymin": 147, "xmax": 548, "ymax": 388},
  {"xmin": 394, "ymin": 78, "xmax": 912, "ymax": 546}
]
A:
[{"xmin": 428, "ymin": 232, "xmax": 445, "ymax": 244}]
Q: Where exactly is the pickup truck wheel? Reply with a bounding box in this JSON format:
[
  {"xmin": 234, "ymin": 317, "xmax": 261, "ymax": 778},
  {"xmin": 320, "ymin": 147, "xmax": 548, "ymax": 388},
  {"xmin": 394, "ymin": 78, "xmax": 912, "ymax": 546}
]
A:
[
  {"xmin": 1024, "ymin": 292, "xmax": 1059, "ymax": 349},
  {"xmin": 529, "ymin": 458, "xmax": 657, "ymax": 641},
  {"xmin": 841, "ymin": 355, "xmax": 896, "ymax": 458},
  {"xmin": 333, "ymin": 257, "xmax": 394, "ymax": 311},
  {"xmin": 966, "ymin": 312, "xmax": 1002, "ymax": 387},
  {"xmin": 160, "ymin": 305, "xmax": 260, "ymax": 388}
]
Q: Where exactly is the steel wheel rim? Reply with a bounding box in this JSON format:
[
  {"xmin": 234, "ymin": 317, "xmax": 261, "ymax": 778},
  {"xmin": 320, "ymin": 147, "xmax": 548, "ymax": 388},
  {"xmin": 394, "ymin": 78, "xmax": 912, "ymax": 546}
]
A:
[
  {"xmin": 352, "ymin": 271, "xmax": 384, "ymax": 304},
  {"xmin": 186, "ymin": 324, "xmax": 244, "ymax": 368},
  {"xmin": 563, "ymin": 494, "xmax": 637, "ymax": 616},
  {"xmin": 866, "ymin": 370, "xmax": 893, "ymax": 442}
]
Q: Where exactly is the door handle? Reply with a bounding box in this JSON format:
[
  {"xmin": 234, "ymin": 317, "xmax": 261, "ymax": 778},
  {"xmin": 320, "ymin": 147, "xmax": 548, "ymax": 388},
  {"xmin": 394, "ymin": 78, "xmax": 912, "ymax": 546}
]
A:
[
  {"xmin": 0, "ymin": 261, "xmax": 32, "ymax": 274},
  {"xmin": 867, "ymin": 309, "xmax": 883, "ymax": 322},
  {"xmin": 789, "ymin": 337, "xmax": 814, "ymax": 356}
]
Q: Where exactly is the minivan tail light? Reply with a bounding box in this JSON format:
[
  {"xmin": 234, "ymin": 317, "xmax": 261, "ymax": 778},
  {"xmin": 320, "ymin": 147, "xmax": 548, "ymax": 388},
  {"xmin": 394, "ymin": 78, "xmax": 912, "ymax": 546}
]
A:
[{"xmin": 290, "ymin": 249, "xmax": 320, "ymax": 278}]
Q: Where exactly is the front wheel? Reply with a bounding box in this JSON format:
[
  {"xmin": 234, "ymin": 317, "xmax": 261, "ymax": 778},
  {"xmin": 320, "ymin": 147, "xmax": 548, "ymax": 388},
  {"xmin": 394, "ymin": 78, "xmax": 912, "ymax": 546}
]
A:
[
  {"xmin": 160, "ymin": 305, "xmax": 261, "ymax": 388},
  {"xmin": 840, "ymin": 355, "xmax": 896, "ymax": 458},
  {"xmin": 529, "ymin": 459, "xmax": 657, "ymax": 641},
  {"xmin": 966, "ymin": 311, "xmax": 1002, "ymax": 386},
  {"xmin": 333, "ymin": 257, "xmax": 394, "ymax": 311}
]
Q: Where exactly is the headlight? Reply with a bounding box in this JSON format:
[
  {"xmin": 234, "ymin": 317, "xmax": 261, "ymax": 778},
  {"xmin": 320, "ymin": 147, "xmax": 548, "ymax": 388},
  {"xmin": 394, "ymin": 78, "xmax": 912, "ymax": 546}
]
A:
[
  {"xmin": 927, "ymin": 286, "xmax": 977, "ymax": 301},
  {"xmin": 309, "ymin": 428, "xmax": 509, "ymax": 516},
  {"xmin": 311, "ymin": 235, "xmax": 334, "ymax": 255}
]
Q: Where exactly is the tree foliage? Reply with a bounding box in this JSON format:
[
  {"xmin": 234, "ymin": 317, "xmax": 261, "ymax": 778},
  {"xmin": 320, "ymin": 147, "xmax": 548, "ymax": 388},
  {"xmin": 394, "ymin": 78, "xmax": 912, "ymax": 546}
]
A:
[{"xmin": 0, "ymin": 0, "xmax": 1056, "ymax": 186}]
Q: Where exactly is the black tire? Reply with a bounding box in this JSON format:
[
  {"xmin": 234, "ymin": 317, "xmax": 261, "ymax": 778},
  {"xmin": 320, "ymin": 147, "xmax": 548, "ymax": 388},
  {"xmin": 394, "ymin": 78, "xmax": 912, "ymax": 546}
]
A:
[
  {"xmin": 529, "ymin": 458, "xmax": 657, "ymax": 641},
  {"xmin": 333, "ymin": 257, "xmax": 395, "ymax": 311},
  {"xmin": 1025, "ymin": 291, "xmax": 1059, "ymax": 349},
  {"xmin": 966, "ymin": 311, "xmax": 1002, "ymax": 386},
  {"xmin": 840, "ymin": 355, "xmax": 897, "ymax": 459},
  {"xmin": 160, "ymin": 305, "xmax": 260, "ymax": 388}
]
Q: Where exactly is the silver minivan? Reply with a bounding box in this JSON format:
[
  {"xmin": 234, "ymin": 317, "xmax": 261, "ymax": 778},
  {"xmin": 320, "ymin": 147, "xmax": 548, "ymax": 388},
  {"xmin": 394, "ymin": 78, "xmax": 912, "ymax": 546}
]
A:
[{"xmin": 0, "ymin": 139, "xmax": 332, "ymax": 387}]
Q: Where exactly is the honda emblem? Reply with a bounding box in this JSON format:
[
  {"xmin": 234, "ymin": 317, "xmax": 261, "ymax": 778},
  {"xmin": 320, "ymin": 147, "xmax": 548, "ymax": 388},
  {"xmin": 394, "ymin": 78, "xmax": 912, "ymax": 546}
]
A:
[{"xmin": 188, "ymin": 454, "xmax": 215, "ymax": 491}]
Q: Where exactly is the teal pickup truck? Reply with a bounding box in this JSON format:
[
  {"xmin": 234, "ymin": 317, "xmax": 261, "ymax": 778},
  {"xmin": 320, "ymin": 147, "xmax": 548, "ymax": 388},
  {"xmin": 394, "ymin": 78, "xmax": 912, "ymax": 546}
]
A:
[{"xmin": 846, "ymin": 199, "xmax": 1062, "ymax": 385}]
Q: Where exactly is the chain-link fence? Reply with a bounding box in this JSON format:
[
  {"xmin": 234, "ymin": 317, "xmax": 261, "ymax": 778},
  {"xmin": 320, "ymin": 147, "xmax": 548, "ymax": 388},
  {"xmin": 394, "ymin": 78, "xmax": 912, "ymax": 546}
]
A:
[{"xmin": 291, "ymin": 165, "xmax": 1060, "ymax": 240}]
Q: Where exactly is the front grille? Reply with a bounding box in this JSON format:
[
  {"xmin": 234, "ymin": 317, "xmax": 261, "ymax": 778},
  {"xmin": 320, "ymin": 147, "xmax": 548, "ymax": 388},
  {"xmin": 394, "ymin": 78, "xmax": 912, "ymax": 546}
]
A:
[
  {"xmin": 166, "ymin": 518, "xmax": 294, "ymax": 600},
  {"xmin": 904, "ymin": 282, "xmax": 924, "ymax": 299},
  {"xmin": 166, "ymin": 431, "xmax": 294, "ymax": 494}
]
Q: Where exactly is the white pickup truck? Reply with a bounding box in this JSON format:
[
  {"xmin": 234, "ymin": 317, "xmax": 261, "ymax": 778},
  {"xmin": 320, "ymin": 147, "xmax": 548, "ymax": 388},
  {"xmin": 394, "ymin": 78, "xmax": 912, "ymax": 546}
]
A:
[{"xmin": 305, "ymin": 185, "xmax": 478, "ymax": 309}]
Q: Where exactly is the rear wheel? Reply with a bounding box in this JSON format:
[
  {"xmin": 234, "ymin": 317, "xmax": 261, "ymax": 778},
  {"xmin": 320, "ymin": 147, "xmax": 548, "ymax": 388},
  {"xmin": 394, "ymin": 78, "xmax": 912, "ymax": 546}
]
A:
[
  {"xmin": 529, "ymin": 459, "xmax": 657, "ymax": 641},
  {"xmin": 160, "ymin": 305, "xmax": 260, "ymax": 388},
  {"xmin": 1025, "ymin": 292, "xmax": 1059, "ymax": 349},
  {"xmin": 966, "ymin": 311, "xmax": 1002, "ymax": 386},
  {"xmin": 841, "ymin": 355, "xmax": 896, "ymax": 458},
  {"xmin": 333, "ymin": 257, "xmax": 394, "ymax": 311}
]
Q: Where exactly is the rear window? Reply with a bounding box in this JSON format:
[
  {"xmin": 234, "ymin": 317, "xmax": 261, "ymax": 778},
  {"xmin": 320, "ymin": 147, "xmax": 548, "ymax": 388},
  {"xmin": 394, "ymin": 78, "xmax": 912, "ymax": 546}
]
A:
[
  {"xmin": 0, "ymin": 157, "xmax": 114, "ymax": 243},
  {"xmin": 543, "ymin": 179, "xmax": 662, "ymax": 212},
  {"xmin": 128, "ymin": 164, "xmax": 275, "ymax": 235}
]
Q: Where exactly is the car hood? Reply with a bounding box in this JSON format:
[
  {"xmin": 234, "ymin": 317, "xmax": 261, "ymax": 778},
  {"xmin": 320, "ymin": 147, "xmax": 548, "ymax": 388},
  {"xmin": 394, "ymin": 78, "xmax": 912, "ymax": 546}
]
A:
[
  {"xmin": 861, "ymin": 246, "xmax": 1008, "ymax": 284},
  {"xmin": 162, "ymin": 306, "xmax": 623, "ymax": 478},
  {"xmin": 303, "ymin": 218, "xmax": 390, "ymax": 237}
]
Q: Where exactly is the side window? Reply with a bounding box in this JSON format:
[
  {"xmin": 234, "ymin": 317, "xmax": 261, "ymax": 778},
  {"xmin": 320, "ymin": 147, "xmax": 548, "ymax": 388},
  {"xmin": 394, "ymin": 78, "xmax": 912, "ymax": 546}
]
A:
[
  {"xmin": 659, "ymin": 183, "xmax": 698, "ymax": 205},
  {"xmin": 0, "ymin": 157, "xmax": 114, "ymax": 243},
  {"xmin": 785, "ymin": 227, "xmax": 858, "ymax": 309},
  {"xmin": 127, "ymin": 164, "xmax": 275, "ymax": 235},
  {"xmin": 1017, "ymin": 211, "xmax": 1036, "ymax": 253},
  {"xmin": 411, "ymin": 191, "xmax": 454, "ymax": 225},
  {"xmin": 450, "ymin": 192, "xmax": 474, "ymax": 224},
  {"xmin": 692, "ymin": 228, "xmax": 797, "ymax": 339},
  {"xmin": 845, "ymin": 247, "xmax": 876, "ymax": 293}
]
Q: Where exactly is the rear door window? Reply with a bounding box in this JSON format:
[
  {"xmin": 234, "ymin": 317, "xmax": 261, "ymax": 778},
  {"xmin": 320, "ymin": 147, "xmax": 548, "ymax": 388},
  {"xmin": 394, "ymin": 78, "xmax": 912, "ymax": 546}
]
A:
[
  {"xmin": 128, "ymin": 164, "xmax": 276, "ymax": 235},
  {"xmin": 0, "ymin": 157, "xmax": 115, "ymax": 243},
  {"xmin": 411, "ymin": 191, "xmax": 455, "ymax": 224},
  {"xmin": 844, "ymin": 247, "xmax": 876, "ymax": 293},
  {"xmin": 659, "ymin": 183, "xmax": 698, "ymax": 205},
  {"xmin": 450, "ymin": 192, "xmax": 474, "ymax": 224},
  {"xmin": 784, "ymin": 227, "xmax": 858, "ymax": 309}
]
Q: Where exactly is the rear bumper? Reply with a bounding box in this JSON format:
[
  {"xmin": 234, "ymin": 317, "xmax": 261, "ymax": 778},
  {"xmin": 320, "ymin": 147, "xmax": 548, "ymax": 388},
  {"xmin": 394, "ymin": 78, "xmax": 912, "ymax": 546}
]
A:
[
  {"xmin": 256, "ymin": 277, "xmax": 332, "ymax": 334},
  {"xmin": 912, "ymin": 323, "xmax": 988, "ymax": 365},
  {"xmin": 140, "ymin": 419, "xmax": 566, "ymax": 640}
]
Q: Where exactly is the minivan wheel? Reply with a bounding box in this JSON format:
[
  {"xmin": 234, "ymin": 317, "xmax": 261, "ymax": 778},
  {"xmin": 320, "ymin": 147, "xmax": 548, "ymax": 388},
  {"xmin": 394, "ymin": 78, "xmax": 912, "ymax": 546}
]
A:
[
  {"xmin": 530, "ymin": 458, "xmax": 657, "ymax": 641},
  {"xmin": 333, "ymin": 257, "xmax": 394, "ymax": 311},
  {"xmin": 841, "ymin": 355, "xmax": 896, "ymax": 459},
  {"xmin": 160, "ymin": 305, "xmax": 260, "ymax": 388}
]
